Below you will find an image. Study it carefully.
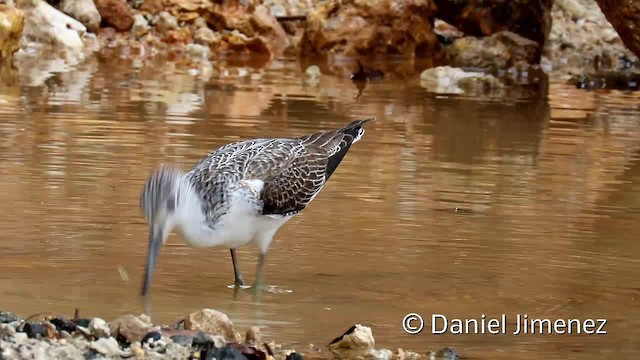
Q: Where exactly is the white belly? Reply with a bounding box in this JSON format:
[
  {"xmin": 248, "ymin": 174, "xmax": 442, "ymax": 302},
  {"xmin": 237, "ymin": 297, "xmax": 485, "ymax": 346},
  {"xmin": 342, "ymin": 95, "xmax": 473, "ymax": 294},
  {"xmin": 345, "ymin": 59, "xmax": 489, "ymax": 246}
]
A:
[{"xmin": 176, "ymin": 186, "xmax": 293, "ymax": 252}]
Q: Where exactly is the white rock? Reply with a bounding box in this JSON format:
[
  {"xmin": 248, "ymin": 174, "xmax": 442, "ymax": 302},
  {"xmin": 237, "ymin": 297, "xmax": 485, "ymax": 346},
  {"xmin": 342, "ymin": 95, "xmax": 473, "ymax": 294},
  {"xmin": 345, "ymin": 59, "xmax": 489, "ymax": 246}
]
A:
[
  {"xmin": 59, "ymin": 0, "xmax": 101, "ymax": 32},
  {"xmin": 419, "ymin": 66, "xmax": 503, "ymax": 94},
  {"xmin": 194, "ymin": 26, "xmax": 220, "ymax": 45},
  {"xmin": 132, "ymin": 13, "xmax": 150, "ymax": 37},
  {"xmin": 0, "ymin": 324, "xmax": 16, "ymax": 338},
  {"xmin": 304, "ymin": 65, "xmax": 320, "ymax": 78},
  {"xmin": 89, "ymin": 318, "xmax": 110, "ymax": 338},
  {"xmin": 18, "ymin": 0, "xmax": 87, "ymax": 63},
  {"xmin": 156, "ymin": 11, "xmax": 177, "ymax": 33},
  {"xmin": 328, "ymin": 324, "xmax": 375, "ymax": 359},
  {"xmin": 185, "ymin": 43, "xmax": 210, "ymax": 60},
  {"xmin": 269, "ymin": 4, "xmax": 286, "ymax": 17},
  {"xmin": 367, "ymin": 349, "xmax": 393, "ymax": 360},
  {"xmin": 91, "ymin": 337, "xmax": 125, "ymax": 357},
  {"xmin": 13, "ymin": 332, "xmax": 27, "ymax": 344}
]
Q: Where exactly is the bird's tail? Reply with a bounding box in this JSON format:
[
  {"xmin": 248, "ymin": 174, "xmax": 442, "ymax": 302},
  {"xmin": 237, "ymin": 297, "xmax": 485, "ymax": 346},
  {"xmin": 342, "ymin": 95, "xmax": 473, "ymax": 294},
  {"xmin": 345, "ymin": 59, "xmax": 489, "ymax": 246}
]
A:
[{"xmin": 299, "ymin": 117, "xmax": 374, "ymax": 179}]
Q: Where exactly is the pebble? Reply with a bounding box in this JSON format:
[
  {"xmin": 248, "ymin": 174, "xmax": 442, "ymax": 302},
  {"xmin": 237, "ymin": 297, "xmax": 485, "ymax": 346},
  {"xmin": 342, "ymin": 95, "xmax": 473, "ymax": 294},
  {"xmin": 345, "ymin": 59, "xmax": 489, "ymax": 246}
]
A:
[
  {"xmin": 244, "ymin": 326, "xmax": 262, "ymax": 346},
  {"xmin": 304, "ymin": 65, "xmax": 320, "ymax": 78},
  {"xmin": 185, "ymin": 44, "xmax": 211, "ymax": 60},
  {"xmin": 91, "ymin": 337, "xmax": 124, "ymax": 357},
  {"xmin": 184, "ymin": 309, "xmax": 240, "ymax": 343},
  {"xmin": 109, "ymin": 314, "xmax": 153, "ymax": 343},
  {"xmin": 170, "ymin": 334, "xmax": 193, "ymax": 347},
  {"xmin": 269, "ymin": 4, "xmax": 287, "ymax": 17},
  {"xmin": 142, "ymin": 330, "xmax": 162, "ymax": 344},
  {"xmin": 132, "ymin": 14, "xmax": 151, "ymax": 37},
  {"xmin": 286, "ymin": 352, "xmax": 303, "ymax": 360},
  {"xmin": 0, "ymin": 311, "xmax": 21, "ymax": 324},
  {"xmin": 156, "ymin": 11, "xmax": 178, "ymax": 33},
  {"xmin": 89, "ymin": 318, "xmax": 111, "ymax": 338},
  {"xmin": 0, "ymin": 323, "xmax": 16, "ymax": 338},
  {"xmin": 194, "ymin": 27, "xmax": 220, "ymax": 45}
]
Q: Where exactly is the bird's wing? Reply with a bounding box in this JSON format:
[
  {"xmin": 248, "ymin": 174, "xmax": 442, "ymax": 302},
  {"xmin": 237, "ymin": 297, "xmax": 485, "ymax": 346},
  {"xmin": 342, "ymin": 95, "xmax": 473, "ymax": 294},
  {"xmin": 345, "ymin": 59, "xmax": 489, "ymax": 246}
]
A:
[
  {"xmin": 241, "ymin": 139, "xmax": 329, "ymax": 217},
  {"xmin": 247, "ymin": 119, "xmax": 371, "ymax": 217}
]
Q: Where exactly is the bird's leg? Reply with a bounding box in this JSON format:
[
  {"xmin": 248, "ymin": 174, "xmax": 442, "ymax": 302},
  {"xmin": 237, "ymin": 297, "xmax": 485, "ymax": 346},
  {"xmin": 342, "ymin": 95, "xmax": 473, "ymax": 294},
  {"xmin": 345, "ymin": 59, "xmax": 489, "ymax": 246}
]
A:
[
  {"xmin": 230, "ymin": 249, "xmax": 245, "ymax": 287},
  {"xmin": 253, "ymin": 252, "xmax": 266, "ymax": 291}
]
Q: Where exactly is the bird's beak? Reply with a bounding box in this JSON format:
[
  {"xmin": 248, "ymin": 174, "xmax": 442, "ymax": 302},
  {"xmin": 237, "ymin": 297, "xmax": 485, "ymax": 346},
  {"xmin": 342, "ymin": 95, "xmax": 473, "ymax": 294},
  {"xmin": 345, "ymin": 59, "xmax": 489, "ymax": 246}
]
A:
[{"xmin": 142, "ymin": 225, "xmax": 162, "ymax": 297}]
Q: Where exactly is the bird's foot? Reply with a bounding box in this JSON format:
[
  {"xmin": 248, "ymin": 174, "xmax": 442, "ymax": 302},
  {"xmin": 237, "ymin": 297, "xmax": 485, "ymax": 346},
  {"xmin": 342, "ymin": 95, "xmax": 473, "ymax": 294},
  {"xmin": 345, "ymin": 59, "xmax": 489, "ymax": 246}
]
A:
[{"xmin": 226, "ymin": 276, "xmax": 251, "ymax": 290}]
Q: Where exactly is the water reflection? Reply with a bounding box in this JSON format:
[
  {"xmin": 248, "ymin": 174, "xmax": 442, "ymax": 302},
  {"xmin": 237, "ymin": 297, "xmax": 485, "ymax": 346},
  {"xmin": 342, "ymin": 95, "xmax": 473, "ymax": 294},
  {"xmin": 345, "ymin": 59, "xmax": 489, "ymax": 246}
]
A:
[{"xmin": 0, "ymin": 53, "xmax": 639, "ymax": 359}]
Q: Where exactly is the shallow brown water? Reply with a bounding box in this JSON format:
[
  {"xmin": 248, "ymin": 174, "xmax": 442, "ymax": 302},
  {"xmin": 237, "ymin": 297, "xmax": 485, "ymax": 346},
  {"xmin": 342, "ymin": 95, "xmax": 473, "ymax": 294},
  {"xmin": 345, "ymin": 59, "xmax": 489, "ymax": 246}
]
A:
[{"xmin": 1, "ymin": 52, "xmax": 640, "ymax": 359}]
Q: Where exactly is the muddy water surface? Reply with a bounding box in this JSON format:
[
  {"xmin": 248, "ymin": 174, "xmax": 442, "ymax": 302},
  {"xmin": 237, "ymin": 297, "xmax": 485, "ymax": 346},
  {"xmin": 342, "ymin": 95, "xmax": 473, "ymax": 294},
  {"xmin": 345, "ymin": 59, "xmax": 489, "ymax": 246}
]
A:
[{"xmin": 1, "ymin": 53, "xmax": 639, "ymax": 359}]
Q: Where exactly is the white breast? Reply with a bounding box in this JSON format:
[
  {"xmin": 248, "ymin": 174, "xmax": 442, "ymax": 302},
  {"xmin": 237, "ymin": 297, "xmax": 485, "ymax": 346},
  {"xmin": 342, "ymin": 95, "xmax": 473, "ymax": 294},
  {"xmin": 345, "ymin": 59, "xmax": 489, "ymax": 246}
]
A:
[{"xmin": 175, "ymin": 180, "xmax": 293, "ymax": 252}]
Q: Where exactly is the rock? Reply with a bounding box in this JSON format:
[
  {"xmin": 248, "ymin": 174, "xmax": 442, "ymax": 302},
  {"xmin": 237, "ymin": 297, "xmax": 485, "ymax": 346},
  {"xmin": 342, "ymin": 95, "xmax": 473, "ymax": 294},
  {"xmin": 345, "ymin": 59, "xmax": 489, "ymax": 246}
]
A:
[
  {"xmin": 0, "ymin": 4, "xmax": 24, "ymax": 60},
  {"xmin": 91, "ymin": 337, "xmax": 126, "ymax": 357},
  {"xmin": 170, "ymin": 334, "xmax": 193, "ymax": 347},
  {"xmin": 142, "ymin": 330, "xmax": 162, "ymax": 344},
  {"xmin": 435, "ymin": 347, "xmax": 459, "ymax": 359},
  {"xmin": 244, "ymin": 326, "xmax": 261, "ymax": 346},
  {"xmin": 0, "ymin": 323, "xmax": 16, "ymax": 338},
  {"xmin": 130, "ymin": 341, "xmax": 145, "ymax": 357},
  {"xmin": 88, "ymin": 318, "xmax": 110, "ymax": 338},
  {"xmin": 286, "ymin": 353, "xmax": 303, "ymax": 360},
  {"xmin": 21, "ymin": 322, "xmax": 52, "ymax": 339},
  {"xmin": 269, "ymin": 4, "xmax": 286, "ymax": 17},
  {"xmin": 396, "ymin": 348, "xmax": 421, "ymax": 360},
  {"xmin": 48, "ymin": 318, "xmax": 77, "ymax": 333},
  {"xmin": 59, "ymin": 0, "xmax": 100, "ymax": 32},
  {"xmin": 131, "ymin": 13, "xmax": 150, "ymax": 37},
  {"xmin": 597, "ymin": 0, "xmax": 640, "ymax": 59},
  {"xmin": 204, "ymin": 2, "xmax": 290, "ymax": 56},
  {"xmin": 304, "ymin": 65, "xmax": 320, "ymax": 78},
  {"xmin": 201, "ymin": 344, "xmax": 248, "ymax": 360},
  {"xmin": 19, "ymin": 0, "xmax": 87, "ymax": 62},
  {"xmin": 328, "ymin": 325, "xmax": 375, "ymax": 360},
  {"xmin": 109, "ymin": 314, "xmax": 153, "ymax": 343},
  {"xmin": 184, "ymin": 309, "xmax": 240, "ymax": 343},
  {"xmin": 95, "ymin": 0, "xmax": 134, "ymax": 31},
  {"xmin": 446, "ymin": 31, "xmax": 540, "ymax": 69},
  {"xmin": 156, "ymin": 11, "xmax": 177, "ymax": 33},
  {"xmin": 0, "ymin": 311, "xmax": 21, "ymax": 324},
  {"xmin": 139, "ymin": 0, "xmax": 163, "ymax": 14},
  {"xmin": 162, "ymin": 27, "xmax": 192, "ymax": 44},
  {"xmin": 419, "ymin": 66, "xmax": 504, "ymax": 94},
  {"xmin": 434, "ymin": 18, "xmax": 463, "ymax": 46},
  {"xmin": 542, "ymin": 0, "xmax": 638, "ymax": 79},
  {"xmin": 433, "ymin": 0, "xmax": 553, "ymax": 47},
  {"xmin": 194, "ymin": 26, "xmax": 220, "ymax": 45},
  {"xmin": 185, "ymin": 43, "xmax": 210, "ymax": 60},
  {"xmin": 301, "ymin": 0, "xmax": 439, "ymax": 58},
  {"xmin": 369, "ymin": 349, "xmax": 393, "ymax": 360}
]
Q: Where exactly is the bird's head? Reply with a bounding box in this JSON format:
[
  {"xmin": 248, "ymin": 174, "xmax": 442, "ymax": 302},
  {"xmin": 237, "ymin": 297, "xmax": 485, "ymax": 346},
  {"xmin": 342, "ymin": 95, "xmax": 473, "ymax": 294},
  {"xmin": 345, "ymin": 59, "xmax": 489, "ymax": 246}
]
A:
[{"xmin": 139, "ymin": 163, "xmax": 186, "ymax": 297}]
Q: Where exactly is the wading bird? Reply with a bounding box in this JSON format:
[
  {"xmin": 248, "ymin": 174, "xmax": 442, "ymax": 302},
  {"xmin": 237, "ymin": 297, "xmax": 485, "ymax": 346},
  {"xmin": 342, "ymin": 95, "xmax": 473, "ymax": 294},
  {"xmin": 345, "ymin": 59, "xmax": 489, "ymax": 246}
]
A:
[{"xmin": 139, "ymin": 118, "xmax": 373, "ymax": 296}]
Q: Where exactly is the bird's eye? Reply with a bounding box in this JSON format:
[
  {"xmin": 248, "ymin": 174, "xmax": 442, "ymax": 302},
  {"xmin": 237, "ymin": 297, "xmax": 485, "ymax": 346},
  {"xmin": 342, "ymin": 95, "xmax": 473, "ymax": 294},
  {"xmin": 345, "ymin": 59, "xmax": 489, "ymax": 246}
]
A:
[{"xmin": 166, "ymin": 197, "xmax": 176, "ymax": 212}]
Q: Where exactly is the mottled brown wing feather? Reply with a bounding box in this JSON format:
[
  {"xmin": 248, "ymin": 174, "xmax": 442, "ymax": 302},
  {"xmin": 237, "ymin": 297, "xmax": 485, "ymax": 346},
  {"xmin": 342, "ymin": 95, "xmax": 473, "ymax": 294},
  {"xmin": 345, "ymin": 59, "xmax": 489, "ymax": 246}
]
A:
[{"xmin": 260, "ymin": 147, "xmax": 328, "ymax": 216}]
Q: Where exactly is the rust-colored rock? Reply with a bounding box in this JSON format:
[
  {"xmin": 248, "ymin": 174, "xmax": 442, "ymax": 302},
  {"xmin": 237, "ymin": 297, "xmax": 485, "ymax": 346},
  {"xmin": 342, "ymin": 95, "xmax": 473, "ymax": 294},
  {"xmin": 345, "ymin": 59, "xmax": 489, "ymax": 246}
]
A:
[
  {"xmin": 109, "ymin": 314, "xmax": 154, "ymax": 343},
  {"xmin": 162, "ymin": 27, "xmax": 193, "ymax": 44},
  {"xmin": 184, "ymin": 309, "xmax": 240, "ymax": 343},
  {"xmin": 597, "ymin": 0, "xmax": 640, "ymax": 59},
  {"xmin": 301, "ymin": 0, "xmax": 440, "ymax": 58},
  {"xmin": 95, "ymin": 0, "xmax": 134, "ymax": 31},
  {"xmin": 140, "ymin": 0, "xmax": 166, "ymax": 14},
  {"xmin": 204, "ymin": 2, "xmax": 289, "ymax": 56},
  {"xmin": 0, "ymin": 4, "xmax": 24, "ymax": 60},
  {"xmin": 434, "ymin": 0, "xmax": 553, "ymax": 47},
  {"xmin": 446, "ymin": 30, "xmax": 540, "ymax": 69}
]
